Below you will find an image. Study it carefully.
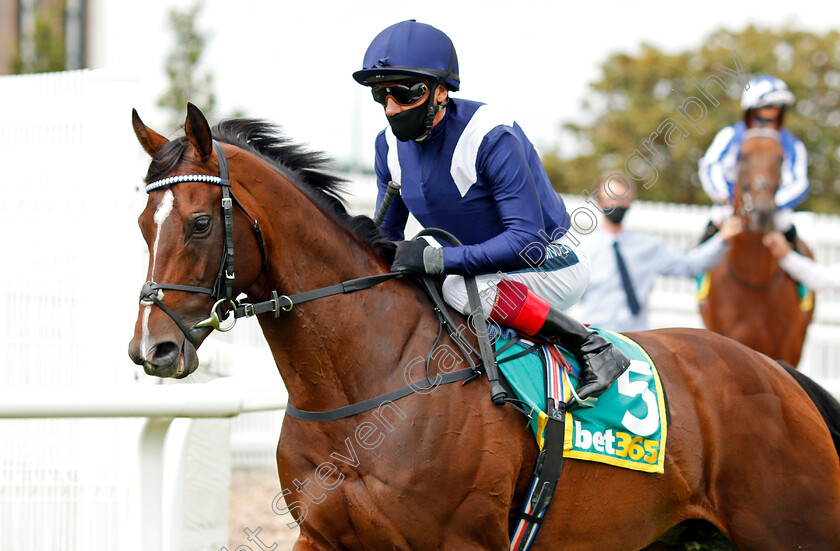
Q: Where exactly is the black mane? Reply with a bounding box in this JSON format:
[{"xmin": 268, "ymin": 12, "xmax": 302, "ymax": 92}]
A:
[{"xmin": 144, "ymin": 118, "xmax": 395, "ymax": 262}]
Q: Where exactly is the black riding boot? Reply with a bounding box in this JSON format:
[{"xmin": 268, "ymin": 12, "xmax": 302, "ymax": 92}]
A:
[{"xmin": 536, "ymin": 308, "xmax": 631, "ymax": 401}]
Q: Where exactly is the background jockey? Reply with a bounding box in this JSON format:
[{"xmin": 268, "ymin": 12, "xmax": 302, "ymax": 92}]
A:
[
  {"xmin": 698, "ymin": 74, "xmax": 809, "ymax": 245},
  {"xmin": 353, "ymin": 20, "xmax": 629, "ymax": 402}
]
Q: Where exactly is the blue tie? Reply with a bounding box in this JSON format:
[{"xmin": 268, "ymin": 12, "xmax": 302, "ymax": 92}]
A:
[{"xmin": 613, "ymin": 241, "xmax": 641, "ymax": 315}]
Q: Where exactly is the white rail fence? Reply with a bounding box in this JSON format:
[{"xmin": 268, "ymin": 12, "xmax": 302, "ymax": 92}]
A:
[
  {"xmin": 0, "ymin": 69, "xmax": 288, "ymax": 551},
  {"xmin": 2, "ymin": 69, "xmax": 840, "ymax": 550},
  {"xmin": 0, "ymin": 379, "xmax": 286, "ymax": 551},
  {"xmin": 351, "ymin": 179, "xmax": 840, "ymax": 382}
]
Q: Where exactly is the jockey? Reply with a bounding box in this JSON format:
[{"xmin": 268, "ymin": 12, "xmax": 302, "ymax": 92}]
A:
[
  {"xmin": 353, "ymin": 20, "xmax": 629, "ymax": 402},
  {"xmin": 698, "ymin": 74, "xmax": 808, "ymax": 244}
]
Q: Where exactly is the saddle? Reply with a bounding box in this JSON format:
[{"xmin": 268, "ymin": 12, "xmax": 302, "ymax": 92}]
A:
[
  {"xmin": 410, "ymin": 271, "xmax": 563, "ymax": 550},
  {"xmin": 414, "ymin": 259, "xmax": 666, "ymax": 551},
  {"xmin": 280, "ymin": 227, "xmax": 659, "ymax": 551}
]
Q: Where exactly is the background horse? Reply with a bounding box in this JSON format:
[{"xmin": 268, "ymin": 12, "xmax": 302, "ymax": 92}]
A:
[
  {"xmin": 128, "ymin": 105, "xmax": 840, "ymax": 550},
  {"xmin": 700, "ymin": 130, "xmax": 814, "ymax": 367}
]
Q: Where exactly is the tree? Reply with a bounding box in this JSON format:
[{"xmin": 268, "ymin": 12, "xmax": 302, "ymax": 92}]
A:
[
  {"xmin": 158, "ymin": 1, "xmax": 217, "ymax": 129},
  {"xmin": 544, "ymin": 26, "xmax": 840, "ymax": 213},
  {"xmin": 12, "ymin": 0, "xmax": 66, "ymax": 74}
]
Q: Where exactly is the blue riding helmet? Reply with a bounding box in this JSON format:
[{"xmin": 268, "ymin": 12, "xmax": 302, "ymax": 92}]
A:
[{"xmin": 353, "ymin": 20, "xmax": 460, "ymax": 91}]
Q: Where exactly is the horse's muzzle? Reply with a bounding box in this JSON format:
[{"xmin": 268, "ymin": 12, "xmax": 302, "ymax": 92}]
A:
[
  {"xmin": 128, "ymin": 338, "xmax": 199, "ymax": 379},
  {"xmin": 753, "ymin": 205, "xmax": 776, "ymax": 234}
]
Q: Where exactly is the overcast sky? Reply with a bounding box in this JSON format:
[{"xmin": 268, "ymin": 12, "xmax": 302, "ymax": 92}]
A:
[{"xmin": 91, "ymin": 0, "xmax": 839, "ymax": 168}]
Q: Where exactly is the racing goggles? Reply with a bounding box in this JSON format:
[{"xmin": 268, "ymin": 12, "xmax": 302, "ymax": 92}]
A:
[{"xmin": 371, "ymin": 81, "xmax": 430, "ymax": 106}]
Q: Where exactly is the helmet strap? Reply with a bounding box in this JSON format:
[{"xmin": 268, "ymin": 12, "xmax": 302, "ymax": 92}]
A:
[{"xmin": 417, "ymin": 78, "xmax": 445, "ymax": 142}]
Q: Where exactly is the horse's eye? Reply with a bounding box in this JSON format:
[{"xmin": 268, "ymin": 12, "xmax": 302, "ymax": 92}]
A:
[{"xmin": 193, "ymin": 217, "xmax": 211, "ymax": 234}]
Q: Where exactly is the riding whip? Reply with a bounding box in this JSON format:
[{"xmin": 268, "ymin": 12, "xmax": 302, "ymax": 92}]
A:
[{"xmin": 374, "ymin": 181, "xmax": 401, "ymax": 227}]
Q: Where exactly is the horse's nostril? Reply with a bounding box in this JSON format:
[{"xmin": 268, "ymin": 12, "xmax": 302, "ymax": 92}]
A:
[{"xmin": 150, "ymin": 341, "xmax": 180, "ymax": 365}]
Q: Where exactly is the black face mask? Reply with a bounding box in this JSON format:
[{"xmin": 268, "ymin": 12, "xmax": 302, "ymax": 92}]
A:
[
  {"xmin": 605, "ymin": 206, "xmax": 629, "ymax": 225},
  {"xmin": 387, "ymin": 90, "xmax": 438, "ymax": 142}
]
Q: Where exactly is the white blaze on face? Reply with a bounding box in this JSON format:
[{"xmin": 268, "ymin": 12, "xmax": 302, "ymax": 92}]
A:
[
  {"xmin": 142, "ymin": 190, "xmax": 175, "ymax": 357},
  {"xmin": 151, "ymin": 190, "xmax": 175, "ymax": 278}
]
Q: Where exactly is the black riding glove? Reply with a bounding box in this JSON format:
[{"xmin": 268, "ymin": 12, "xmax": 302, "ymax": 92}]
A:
[{"xmin": 391, "ymin": 240, "xmax": 444, "ymax": 275}]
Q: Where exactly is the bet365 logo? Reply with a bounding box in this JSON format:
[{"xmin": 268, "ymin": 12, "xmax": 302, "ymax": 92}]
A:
[{"xmin": 573, "ymin": 360, "xmax": 661, "ymax": 463}]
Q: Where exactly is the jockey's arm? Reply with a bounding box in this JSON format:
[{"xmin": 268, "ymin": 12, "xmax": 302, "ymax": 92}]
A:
[
  {"xmin": 442, "ymin": 130, "xmax": 546, "ymax": 275},
  {"xmin": 775, "ymin": 137, "xmax": 809, "ymax": 210},
  {"xmin": 698, "ymin": 126, "xmax": 738, "ymax": 204}
]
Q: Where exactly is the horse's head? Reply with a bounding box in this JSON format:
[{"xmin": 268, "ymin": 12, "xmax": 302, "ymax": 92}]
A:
[
  {"xmin": 736, "ymin": 129, "xmax": 783, "ymax": 233},
  {"xmin": 128, "ymin": 104, "xmax": 265, "ymax": 378},
  {"xmin": 128, "ymin": 103, "xmax": 400, "ymax": 381}
]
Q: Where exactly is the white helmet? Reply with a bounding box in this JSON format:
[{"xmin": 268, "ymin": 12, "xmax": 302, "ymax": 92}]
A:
[{"xmin": 741, "ymin": 74, "xmax": 795, "ymax": 110}]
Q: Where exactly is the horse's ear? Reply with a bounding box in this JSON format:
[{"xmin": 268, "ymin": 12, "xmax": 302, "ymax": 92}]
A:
[
  {"xmin": 131, "ymin": 108, "xmax": 169, "ymax": 158},
  {"xmin": 184, "ymin": 102, "xmax": 213, "ymax": 162}
]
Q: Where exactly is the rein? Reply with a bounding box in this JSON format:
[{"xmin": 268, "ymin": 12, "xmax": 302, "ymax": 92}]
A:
[
  {"xmin": 138, "ymin": 143, "xmax": 511, "ymax": 420},
  {"xmin": 726, "ymin": 133, "xmax": 784, "ymax": 294},
  {"xmin": 217, "ymin": 272, "xmax": 403, "ymax": 326},
  {"xmin": 729, "ymin": 197, "xmax": 782, "ymax": 293},
  {"xmin": 139, "ymin": 141, "xmax": 403, "ymax": 344}
]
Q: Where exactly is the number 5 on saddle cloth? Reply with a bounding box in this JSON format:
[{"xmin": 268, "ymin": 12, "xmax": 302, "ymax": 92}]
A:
[
  {"xmin": 404, "ymin": 228, "xmax": 667, "ymax": 550},
  {"xmin": 498, "ymin": 330, "xmax": 668, "ymax": 551}
]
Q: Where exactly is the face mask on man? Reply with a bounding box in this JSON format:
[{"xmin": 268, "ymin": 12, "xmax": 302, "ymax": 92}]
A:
[
  {"xmin": 604, "ymin": 205, "xmax": 629, "ymax": 225},
  {"xmin": 387, "ymin": 92, "xmax": 439, "ymax": 141}
]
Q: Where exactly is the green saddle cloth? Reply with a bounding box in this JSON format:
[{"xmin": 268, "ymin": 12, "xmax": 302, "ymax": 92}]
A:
[{"xmin": 495, "ymin": 329, "xmax": 667, "ymax": 474}]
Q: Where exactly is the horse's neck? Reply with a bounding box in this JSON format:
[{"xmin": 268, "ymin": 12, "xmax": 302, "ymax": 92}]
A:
[
  {"xmin": 246, "ymin": 180, "xmax": 439, "ymax": 411},
  {"xmin": 727, "ymin": 231, "xmax": 779, "ymax": 286}
]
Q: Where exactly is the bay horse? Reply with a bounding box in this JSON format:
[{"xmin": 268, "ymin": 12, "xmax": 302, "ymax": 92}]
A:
[
  {"xmin": 128, "ymin": 104, "xmax": 840, "ymax": 550},
  {"xmin": 699, "ymin": 129, "xmax": 814, "ymax": 367}
]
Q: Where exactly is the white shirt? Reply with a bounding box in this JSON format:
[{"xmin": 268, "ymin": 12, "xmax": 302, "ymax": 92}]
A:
[
  {"xmin": 578, "ymin": 229, "xmax": 728, "ymax": 332},
  {"xmin": 780, "ymin": 252, "xmax": 840, "ymax": 291}
]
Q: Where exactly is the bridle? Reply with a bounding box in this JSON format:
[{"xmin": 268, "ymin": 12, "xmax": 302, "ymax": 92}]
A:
[
  {"xmin": 735, "ymin": 176, "xmax": 771, "ymax": 224},
  {"xmin": 735, "ymin": 128, "xmax": 781, "ymax": 225},
  {"xmin": 727, "ymin": 128, "xmax": 784, "ymax": 292},
  {"xmin": 138, "ymin": 140, "xmax": 401, "ymax": 348},
  {"xmin": 136, "ymin": 139, "xmax": 520, "ymax": 417},
  {"xmin": 139, "ymin": 141, "xmax": 266, "ymax": 346}
]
